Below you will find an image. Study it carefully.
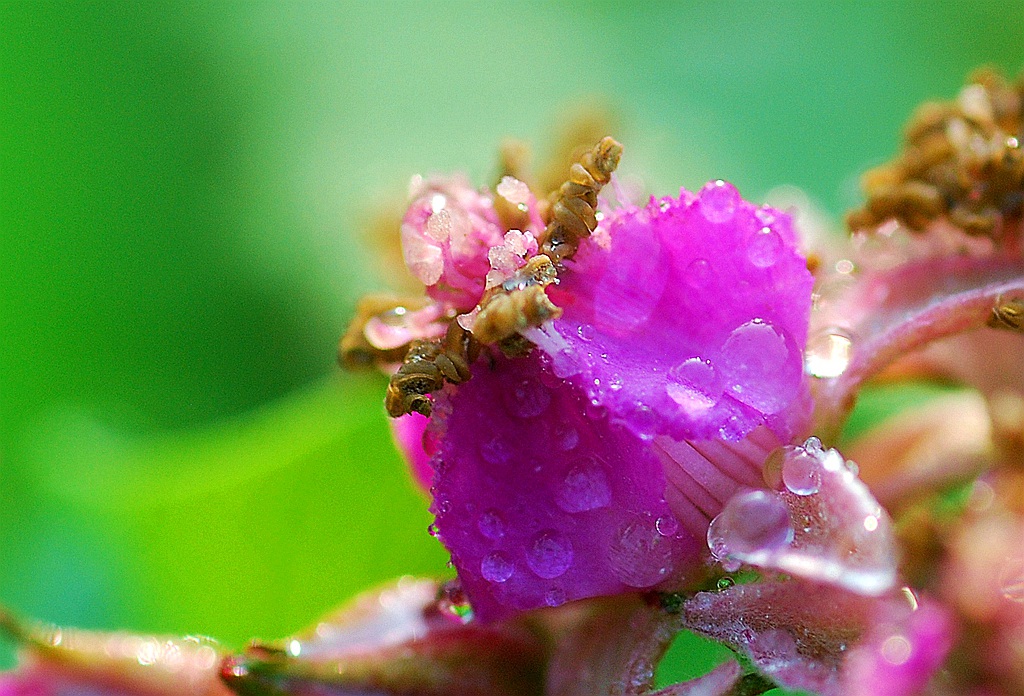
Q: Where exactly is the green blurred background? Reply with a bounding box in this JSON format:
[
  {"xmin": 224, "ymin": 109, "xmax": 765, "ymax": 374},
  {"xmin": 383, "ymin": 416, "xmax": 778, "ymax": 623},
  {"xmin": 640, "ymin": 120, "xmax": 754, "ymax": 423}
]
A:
[{"xmin": 1, "ymin": 0, "xmax": 1021, "ymax": 687}]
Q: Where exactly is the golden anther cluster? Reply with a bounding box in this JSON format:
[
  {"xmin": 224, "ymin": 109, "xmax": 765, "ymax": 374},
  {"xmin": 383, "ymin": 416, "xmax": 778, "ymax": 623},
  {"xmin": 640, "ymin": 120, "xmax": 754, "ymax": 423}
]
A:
[{"xmin": 847, "ymin": 68, "xmax": 1024, "ymax": 238}]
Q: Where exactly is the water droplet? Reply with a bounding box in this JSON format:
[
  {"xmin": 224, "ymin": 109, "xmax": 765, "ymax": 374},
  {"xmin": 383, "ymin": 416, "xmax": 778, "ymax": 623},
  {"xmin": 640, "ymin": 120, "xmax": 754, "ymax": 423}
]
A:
[
  {"xmin": 863, "ymin": 515, "xmax": 879, "ymax": 532},
  {"xmin": 427, "ymin": 522, "xmax": 440, "ymax": 537},
  {"xmin": 685, "ymin": 258, "xmax": 713, "ymax": 289},
  {"xmin": 544, "ymin": 588, "xmax": 566, "ymax": 607},
  {"xmin": 1000, "ymin": 559, "xmax": 1024, "ymax": 602},
  {"xmin": 577, "ymin": 324, "xmax": 595, "ymax": 341},
  {"xmin": 666, "ymin": 358, "xmax": 720, "ymax": 412},
  {"xmin": 699, "ymin": 180, "xmax": 739, "ymax": 223},
  {"xmin": 480, "ymin": 552, "xmax": 514, "ymax": 583},
  {"xmin": 436, "ymin": 584, "xmax": 474, "ymax": 624},
  {"xmin": 880, "ymin": 635, "xmax": 913, "ymax": 665},
  {"xmin": 556, "ymin": 458, "xmax": 612, "ymax": 513},
  {"xmin": 527, "ymin": 530, "xmax": 573, "ymax": 579},
  {"xmin": 805, "ymin": 328, "xmax": 853, "ymax": 379},
  {"xmin": 716, "ymin": 576, "xmax": 734, "ymax": 590},
  {"xmin": 782, "ymin": 449, "xmax": 821, "ymax": 495},
  {"xmin": 503, "ymin": 377, "xmax": 551, "ymax": 418},
  {"xmin": 708, "ymin": 490, "xmax": 793, "ymax": 561},
  {"xmin": 748, "ymin": 227, "xmax": 782, "ymax": 268},
  {"xmin": 719, "ymin": 319, "xmax": 794, "ymax": 414},
  {"xmin": 554, "ymin": 424, "xmax": 579, "ymax": 451},
  {"xmin": 630, "ymin": 402, "xmax": 658, "ymax": 440},
  {"xmin": 656, "ymin": 515, "xmax": 679, "ymax": 537},
  {"xmin": 477, "ymin": 510, "xmax": 505, "ymax": 540},
  {"xmin": 609, "ymin": 516, "xmax": 677, "ymax": 588},
  {"xmin": 479, "ymin": 436, "xmax": 512, "ymax": 465}
]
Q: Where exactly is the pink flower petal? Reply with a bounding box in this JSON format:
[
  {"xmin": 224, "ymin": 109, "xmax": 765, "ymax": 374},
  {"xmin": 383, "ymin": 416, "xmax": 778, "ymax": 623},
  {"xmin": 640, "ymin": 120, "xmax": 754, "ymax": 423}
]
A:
[{"xmin": 811, "ymin": 254, "xmax": 1024, "ymax": 437}]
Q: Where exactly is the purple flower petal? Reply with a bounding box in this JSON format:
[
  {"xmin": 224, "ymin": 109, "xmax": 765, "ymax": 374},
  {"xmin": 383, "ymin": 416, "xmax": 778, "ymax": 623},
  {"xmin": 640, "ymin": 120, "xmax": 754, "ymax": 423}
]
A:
[
  {"xmin": 528, "ymin": 183, "xmax": 814, "ymax": 445},
  {"xmin": 431, "ymin": 352, "xmax": 705, "ymax": 621},
  {"xmin": 708, "ymin": 438, "xmax": 897, "ymax": 596}
]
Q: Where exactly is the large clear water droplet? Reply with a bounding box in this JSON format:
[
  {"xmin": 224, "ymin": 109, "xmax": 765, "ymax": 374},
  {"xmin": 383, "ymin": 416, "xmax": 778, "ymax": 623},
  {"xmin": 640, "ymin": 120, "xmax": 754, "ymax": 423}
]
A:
[
  {"xmin": 782, "ymin": 449, "xmax": 821, "ymax": 495},
  {"xmin": 480, "ymin": 551, "xmax": 514, "ymax": 583},
  {"xmin": 555, "ymin": 458, "xmax": 612, "ymax": 513},
  {"xmin": 608, "ymin": 515, "xmax": 676, "ymax": 588},
  {"xmin": 666, "ymin": 358, "xmax": 720, "ymax": 412},
  {"xmin": 805, "ymin": 328, "xmax": 854, "ymax": 379},
  {"xmin": 699, "ymin": 180, "xmax": 739, "ymax": 223},
  {"xmin": 747, "ymin": 227, "xmax": 783, "ymax": 268},
  {"xmin": 708, "ymin": 490, "xmax": 793, "ymax": 561},
  {"xmin": 720, "ymin": 319, "xmax": 794, "ymax": 414},
  {"xmin": 527, "ymin": 531, "xmax": 573, "ymax": 579}
]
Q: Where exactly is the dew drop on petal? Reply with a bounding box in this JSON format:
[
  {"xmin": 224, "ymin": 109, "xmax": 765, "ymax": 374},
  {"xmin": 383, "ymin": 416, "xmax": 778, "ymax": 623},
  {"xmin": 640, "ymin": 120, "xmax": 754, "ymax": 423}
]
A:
[
  {"xmin": 544, "ymin": 587, "xmax": 566, "ymax": 607},
  {"xmin": 748, "ymin": 227, "xmax": 783, "ymax": 268},
  {"xmin": 556, "ymin": 458, "xmax": 612, "ymax": 513},
  {"xmin": 708, "ymin": 490, "xmax": 793, "ymax": 561},
  {"xmin": 554, "ymin": 424, "xmax": 579, "ymax": 451},
  {"xmin": 699, "ymin": 180, "xmax": 739, "ymax": 223},
  {"xmin": 477, "ymin": 509, "xmax": 505, "ymax": 540},
  {"xmin": 526, "ymin": 531, "xmax": 574, "ymax": 579},
  {"xmin": 479, "ymin": 436, "xmax": 512, "ymax": 465},
  {"xmin": 805, "ymin": 328, "xmax": 854, "ymax": 379},
  {"xmin": 685, "ymin": 258, "xmax": 713, "ymax": 289},
  {"xmin": 503, "ymin": 377, "xmax": 551, "ymax": 419},
  {"xmin": 720, "ymin": 320, "xmax": 794, "ymax": 414},
  {"xmin": 655, "ymin": 515, "xmax": 679, "ymax": 537},
  {"xmin": 608, "ymin": 516, "xmax": 677, "ymax": 588},
  {"xmin": 782, "ymin": 449, "xmax": 822, "ymax": 495},
  {"xmin": 666, "ymin": 358, "xmax": 720, "ymax": 412},
  {"xmin": 481, "ymin": 552, "xmax": 514, "ymax": 583}
]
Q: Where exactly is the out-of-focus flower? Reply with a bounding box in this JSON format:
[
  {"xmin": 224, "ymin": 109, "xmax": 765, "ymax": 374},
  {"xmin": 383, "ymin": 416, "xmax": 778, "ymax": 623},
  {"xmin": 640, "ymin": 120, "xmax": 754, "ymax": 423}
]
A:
[{"xmin": 0, "ymin": 609, "xmax": 230, "ymax": 696}]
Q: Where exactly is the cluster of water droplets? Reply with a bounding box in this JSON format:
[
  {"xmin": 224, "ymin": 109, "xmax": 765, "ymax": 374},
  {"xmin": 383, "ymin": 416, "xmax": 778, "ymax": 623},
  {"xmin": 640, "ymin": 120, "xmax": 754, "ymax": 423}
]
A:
[{"xmin": 707, "ymin": 438, "xmax": 897, "ymax": 596}]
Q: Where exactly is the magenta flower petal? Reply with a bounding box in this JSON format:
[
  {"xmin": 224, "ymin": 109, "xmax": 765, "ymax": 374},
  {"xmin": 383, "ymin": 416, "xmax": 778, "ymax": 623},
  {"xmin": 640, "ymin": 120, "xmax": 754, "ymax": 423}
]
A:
[
  {"xmin": 528, "ymin": 182, "xmax": 814, "ymax": 444},
  {"xmin": 390, "ymin": 413, "xmax": 433, "ymax": 492},
  {"xmin": 431, "ymin": 352, "xmax": 704, "ymax": 621}
]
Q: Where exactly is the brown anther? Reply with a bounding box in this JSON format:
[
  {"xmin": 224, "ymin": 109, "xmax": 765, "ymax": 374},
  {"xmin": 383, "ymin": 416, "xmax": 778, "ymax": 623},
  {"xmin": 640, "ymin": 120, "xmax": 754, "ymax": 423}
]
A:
[
  {"xmin": 987, "ymin": 295, "xmax": 1024, "ymax": 331},
  {"xmin": 539, "ymin": 136, "xmax": 622, "ymax": 262},
  {"xmin": 384, "ymin": 322, "xmax": 481, "ymax": 418},
  {"xmin": 847, "ymin": 68, "xmax": 1024, "ymax": 244}
]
